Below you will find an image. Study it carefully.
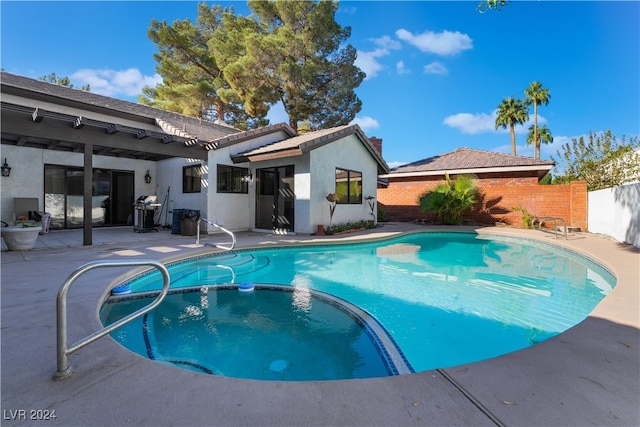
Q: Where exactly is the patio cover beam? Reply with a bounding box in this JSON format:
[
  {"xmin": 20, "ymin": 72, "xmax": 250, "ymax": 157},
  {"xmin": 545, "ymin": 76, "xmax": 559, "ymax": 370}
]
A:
[{"xmin": 1, "ymin": 109, "xmax": 208, "ymax": 160}]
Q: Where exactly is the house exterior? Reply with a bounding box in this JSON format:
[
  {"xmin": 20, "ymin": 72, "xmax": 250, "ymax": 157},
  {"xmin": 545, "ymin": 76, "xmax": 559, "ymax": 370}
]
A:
[
  {"xmin": 0, "ymin": 72, "xmax": 239, "ymax": 243},
  {"xmin": 377, "ymin": 147, "xmax": 588, "ymax": 230},
  {"xmin": 200, "ymin": 123, "xmax": 388, "ymax": 234},
  {"xmin": 0, "ymin": 72, "xmax": 387, "ymax": 243}
]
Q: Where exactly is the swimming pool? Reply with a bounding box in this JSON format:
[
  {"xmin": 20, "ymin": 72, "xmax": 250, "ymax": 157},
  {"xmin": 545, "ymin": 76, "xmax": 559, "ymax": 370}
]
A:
[{"xmin": 101, "ymin": 231, "xmax": 616, "ymax": 378}]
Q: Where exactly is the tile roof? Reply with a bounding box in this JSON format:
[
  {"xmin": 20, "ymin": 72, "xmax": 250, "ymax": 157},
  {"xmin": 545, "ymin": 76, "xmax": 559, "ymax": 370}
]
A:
[
  {"xmin": 205, "ymin": 123, "xmax": 297, "ymax": 150},
  {"xmin": 236, "ymin": 125, "xmax": 352, "ymax": 155},
  {"xmin": 388, "ymin": 147, "xmax": 554, "ymax": 174},
  {"xmin": 0, "ymin": 72, "xmax": 240, "ymax": 143}
]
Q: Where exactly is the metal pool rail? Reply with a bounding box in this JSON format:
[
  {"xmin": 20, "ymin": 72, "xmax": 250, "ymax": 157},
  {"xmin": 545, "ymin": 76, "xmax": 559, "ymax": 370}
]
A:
[
  {"xmin": 53, "ymin": 259, "xmax": 170, "ymax": 380},
  {"xmin": 196, "ymin": 217, "xmax": 236, "ymax": 250},
  {"xmin": 532, "ymin": 216, "xmax": 568, "ymax": 240}
]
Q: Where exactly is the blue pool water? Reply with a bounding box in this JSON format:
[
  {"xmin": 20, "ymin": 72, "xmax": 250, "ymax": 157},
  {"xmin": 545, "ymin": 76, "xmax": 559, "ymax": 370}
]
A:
[
  {"xmin": 101, "ymin": 232, "xmax": 616, "ymax": 378},
  {"xmin": 103, "ymin": 285, "xmax": 412, "ymax": 380}
]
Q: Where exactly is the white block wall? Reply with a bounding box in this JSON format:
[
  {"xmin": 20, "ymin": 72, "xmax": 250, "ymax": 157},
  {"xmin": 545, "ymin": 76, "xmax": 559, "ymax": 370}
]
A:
[{"xmin": 588, "ymin": 182, "xmax": 640, "ymax": 248}]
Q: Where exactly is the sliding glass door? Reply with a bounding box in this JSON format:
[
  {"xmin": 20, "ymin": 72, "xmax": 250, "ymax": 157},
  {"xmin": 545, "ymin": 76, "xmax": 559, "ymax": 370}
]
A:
[{"xmin": 44, "ymin": 165, "xmax": 134, "ymax": 230}]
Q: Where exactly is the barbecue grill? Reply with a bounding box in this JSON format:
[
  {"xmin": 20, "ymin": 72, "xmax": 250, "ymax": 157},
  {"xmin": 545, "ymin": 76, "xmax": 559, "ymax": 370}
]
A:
[{"xmin": 133, "ymin": 195, "xmax": 161, "ymax": 232}]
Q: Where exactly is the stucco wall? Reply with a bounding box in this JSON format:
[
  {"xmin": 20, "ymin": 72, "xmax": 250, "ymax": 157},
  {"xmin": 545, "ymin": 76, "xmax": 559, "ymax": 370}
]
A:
[
  {"xmin": 588, "ymin": 182, "xmax": 640, "ymax": 248},
  {"xmin": 155, "ymin": 157, "xmax": 208, "ymax": 229},
  {"xmin": 310, "ymin": 135, "xmax": 378, "ymax": 232},
  {"xmin": 0, "ymin": 144, "xmax": 155, "ymax": 225},
  {"xmin": 292, "ymin": 156, "xmax": 311, "ymax": 233},
  {"xmin": 206, "ymin": 153, "xmax": 251, "ymax": 232}
]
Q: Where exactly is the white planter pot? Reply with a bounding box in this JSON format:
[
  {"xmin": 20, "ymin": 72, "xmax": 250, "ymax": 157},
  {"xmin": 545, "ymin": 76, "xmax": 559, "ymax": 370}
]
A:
[{"xmin": 1, "ymin": 226, "xmax": 42, "ymax": 251}]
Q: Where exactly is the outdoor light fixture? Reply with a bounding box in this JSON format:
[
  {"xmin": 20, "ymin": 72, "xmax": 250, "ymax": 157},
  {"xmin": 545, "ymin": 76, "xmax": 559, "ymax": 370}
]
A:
[
  {"xmin": 144, "ymin": 170, "xmax": 152, "ymax": 184},
  {"xmin": 241, "ymin": 171, "xmax": 253, "ymax": 183},
  {"xmin": 1, "ymin": 158, "xmax": 11, "ymax": 177}
]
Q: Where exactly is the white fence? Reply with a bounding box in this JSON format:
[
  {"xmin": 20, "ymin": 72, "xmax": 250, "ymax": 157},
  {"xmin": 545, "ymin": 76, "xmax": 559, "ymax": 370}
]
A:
[{"xmin": 588, "ymin": 182, "xmax": 640, "ymax": 248}]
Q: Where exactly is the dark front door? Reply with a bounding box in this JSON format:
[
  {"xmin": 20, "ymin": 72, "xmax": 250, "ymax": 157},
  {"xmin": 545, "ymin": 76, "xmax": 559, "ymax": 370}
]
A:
[
  {"xmin": 111, "ymin": 171, "xmax": 135, "ymax": 225},
  {"xmin": 255, "ymin": 166, "xmax": 294, "ymax": 232}
]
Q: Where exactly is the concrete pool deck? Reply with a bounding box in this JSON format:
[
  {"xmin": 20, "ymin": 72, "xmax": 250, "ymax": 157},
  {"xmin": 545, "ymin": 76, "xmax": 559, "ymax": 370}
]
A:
[{"xmin": 1, "ymin": 223, "xmax": 638, "ymax": 426}]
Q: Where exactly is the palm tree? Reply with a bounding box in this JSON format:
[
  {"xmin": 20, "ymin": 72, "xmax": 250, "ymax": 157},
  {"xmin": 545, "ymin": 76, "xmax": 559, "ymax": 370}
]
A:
[
  {"xmin": 495, "ymin": 96, "xmax": 529, "ymax": 156},
  {"xmin": 527, "ymin": 124, "xmax": 554, "ymax": 158},
  {"xmin": 524, "ymin": 82, "xmax": 551, "ymax": 159}
]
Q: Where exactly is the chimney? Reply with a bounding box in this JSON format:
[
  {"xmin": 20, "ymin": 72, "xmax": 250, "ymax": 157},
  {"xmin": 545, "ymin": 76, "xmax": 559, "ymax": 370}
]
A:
[{"xmin": 369, "ymin": 136, "xmax": 382, "ymax": 155}]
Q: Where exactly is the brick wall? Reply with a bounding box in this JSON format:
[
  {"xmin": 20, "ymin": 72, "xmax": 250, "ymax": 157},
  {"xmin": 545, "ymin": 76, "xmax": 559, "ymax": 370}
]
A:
[
  {"xmin": 377, "ymin": 173, "xmax": 588, "ymax": 229},
  {"xmin": 369, "ymin": 137, "xmax": 383, "ymax": 156}
]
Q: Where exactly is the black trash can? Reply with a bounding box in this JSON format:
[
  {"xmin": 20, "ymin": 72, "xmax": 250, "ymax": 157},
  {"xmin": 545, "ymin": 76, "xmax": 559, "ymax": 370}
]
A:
[
  {"xmin": 181, "ymin": 218, "xmax": 197, "ymax": 236},
  {"xmin": 179, "ymin": 209, "xmax": 200, "ymax": 236}
]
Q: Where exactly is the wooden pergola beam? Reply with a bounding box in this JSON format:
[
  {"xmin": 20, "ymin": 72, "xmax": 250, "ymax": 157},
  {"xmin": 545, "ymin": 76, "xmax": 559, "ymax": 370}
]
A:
[{"xmin": 1, "ymin": 109, "xmax": 209, "ymax": 160}]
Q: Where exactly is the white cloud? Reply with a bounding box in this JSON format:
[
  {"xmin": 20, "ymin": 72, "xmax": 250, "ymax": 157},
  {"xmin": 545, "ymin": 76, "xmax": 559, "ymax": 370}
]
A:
[
  {"xmin": 338, "ymin": 4, "xmax": 357, "ymax": 15},
  {"xmin": 396, "ymin": 61, "xmax": 410, "ymax": 75},
  {"xmin": 423, "ymin": 61, "xmax": 447, "ymax": 75},
  {"xmin": 444, "ymin": 110, "xmax": 548, "ymax": 135},
  {"xmin": 351, "ymin": 116, "xmax": 380, "ymax": 132},
  {"xmin": 373, "ymin": 35, "xmax": 402, "ymax": 50},
  {"xmin": 396, "ymin": 29, "xmax": 473, "ymax": 56},
  {"xmin": 356, "ymin": 34, "xmax": 403, "ymax": 79},
  {"xmin": 71, "ymin": 68, "xmax": 161, "ymax": 98},
  {"xmin": 443, "ymin": 112, "xmax": 495, "ymax": 134},
  {"xmin": 355, "ymin": 48, "xmax": 388, "ymax": 79}
]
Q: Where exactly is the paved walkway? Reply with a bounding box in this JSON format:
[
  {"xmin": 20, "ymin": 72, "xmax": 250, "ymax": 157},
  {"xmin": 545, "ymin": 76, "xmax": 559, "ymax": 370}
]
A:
[{"xmin": 1, "ymin": 224, "xmax": 638, "ymax": 426}]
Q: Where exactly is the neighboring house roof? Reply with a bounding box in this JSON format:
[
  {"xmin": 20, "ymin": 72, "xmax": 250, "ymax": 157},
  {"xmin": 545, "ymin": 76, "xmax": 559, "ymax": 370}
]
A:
[
  {"xmin": 380, "ymin": 147, "xmax": 554, "ymax": 179},
  {"xmin": 206, "ymin": 123, "xmax": 390, "ymax": 174},
  {"xmin": 0, "ymin": 72, "xmax": 240, "ymax": 160}
]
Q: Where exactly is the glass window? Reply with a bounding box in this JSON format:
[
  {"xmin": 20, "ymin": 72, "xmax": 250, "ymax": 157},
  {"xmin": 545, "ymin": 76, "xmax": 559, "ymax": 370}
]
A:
[
  {"xmin": 44, "ymin": 165, "xmax": 65, "ymax": 229},
  {"xmin": 335, "ymin": 168, "xmax": 362, "ymax": 204},
  {"xmin": 217, "ymin": 164, "xmax": 249, "ymax": 194},
  {"xmin": 183, "ymin": 164, "xmax": 202, "ymax": 193}
]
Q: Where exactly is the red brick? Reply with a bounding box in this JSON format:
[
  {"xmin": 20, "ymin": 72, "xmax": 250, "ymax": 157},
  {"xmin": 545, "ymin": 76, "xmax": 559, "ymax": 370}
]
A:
[{"xmin": 378, "ymin": 173, "xmax": 587, "ymax": 229}]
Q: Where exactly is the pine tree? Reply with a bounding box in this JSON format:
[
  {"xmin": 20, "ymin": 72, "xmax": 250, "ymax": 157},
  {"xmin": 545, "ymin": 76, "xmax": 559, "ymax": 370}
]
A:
[
  {"xmin": 211, "ymin": 0, "xmax": 365, "ymax": 131},
  {"xmin": 141, "ymin": 4, "xmax": 266, "ymax": 129}
]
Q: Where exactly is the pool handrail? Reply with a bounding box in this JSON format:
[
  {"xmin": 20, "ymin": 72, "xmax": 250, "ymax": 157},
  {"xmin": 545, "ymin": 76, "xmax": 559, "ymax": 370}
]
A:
[
  {"xmin": 196, "ymin": 217, "xmax": 236, "ymax": 251},
  {"xmin": 53, "ymin": 259, "xmax": 170, "ymax": 380},
  {"xmin": 533, "ymin": 216, "xmax": 567, "ymax": 240}
]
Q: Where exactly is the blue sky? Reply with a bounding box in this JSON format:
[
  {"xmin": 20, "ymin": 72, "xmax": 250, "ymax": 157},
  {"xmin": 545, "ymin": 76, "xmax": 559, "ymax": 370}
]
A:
[{"xmin": 2, "ymin": 1, "xmax": 638, "ymax": 169}]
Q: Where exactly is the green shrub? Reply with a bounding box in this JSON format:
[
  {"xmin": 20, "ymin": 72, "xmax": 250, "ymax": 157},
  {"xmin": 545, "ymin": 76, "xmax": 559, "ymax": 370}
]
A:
[
  {"xmin": 418, "ymin": 174, "xmax": 477, "ymax": 225},
  {"xmin": 512, "ymin": 205, "xmax": 535, "ymax": 228},
  {"xmin": 377, "ymin": 205, "xmax": 390, "ymax": 222},
  {"xmin": 325, "ymin": 220, "xmax": 376, "ymax": 235}
]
